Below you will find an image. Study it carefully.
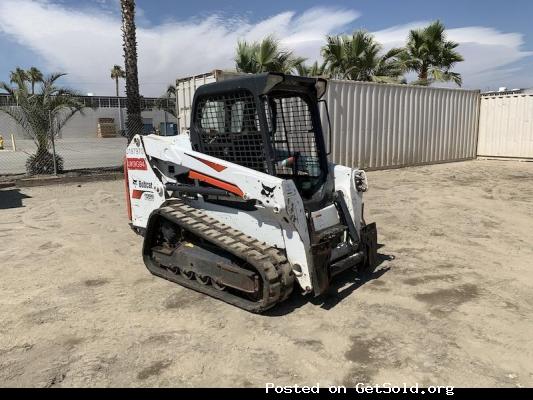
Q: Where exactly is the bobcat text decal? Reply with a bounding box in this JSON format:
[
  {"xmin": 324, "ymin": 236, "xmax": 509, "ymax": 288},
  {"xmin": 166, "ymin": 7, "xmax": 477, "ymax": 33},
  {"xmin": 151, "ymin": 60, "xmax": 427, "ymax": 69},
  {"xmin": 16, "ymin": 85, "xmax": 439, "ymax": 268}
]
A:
[{"xmin": 132, "ymin": 179, "xmax": 153, "ymax": 189}]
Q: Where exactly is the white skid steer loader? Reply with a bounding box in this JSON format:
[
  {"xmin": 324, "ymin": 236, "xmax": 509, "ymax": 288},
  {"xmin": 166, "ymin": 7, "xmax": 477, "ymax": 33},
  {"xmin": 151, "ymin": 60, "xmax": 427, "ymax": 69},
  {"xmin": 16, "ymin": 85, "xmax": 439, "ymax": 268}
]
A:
[{"xmin": 125, "ymin": 73, "xmax": 377, "ymax": 312}]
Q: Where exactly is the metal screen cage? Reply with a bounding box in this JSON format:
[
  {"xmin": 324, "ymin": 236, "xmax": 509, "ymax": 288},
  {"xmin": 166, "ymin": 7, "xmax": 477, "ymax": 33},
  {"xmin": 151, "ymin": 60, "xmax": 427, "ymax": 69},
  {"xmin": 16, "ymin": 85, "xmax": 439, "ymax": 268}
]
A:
[
  {"xmin": 263, "ymin": 94, "xmax": 322, "ymax": 180},
  {"xmin": 194, "ymin": 90, "xmax": 268, "ymax": 173}
]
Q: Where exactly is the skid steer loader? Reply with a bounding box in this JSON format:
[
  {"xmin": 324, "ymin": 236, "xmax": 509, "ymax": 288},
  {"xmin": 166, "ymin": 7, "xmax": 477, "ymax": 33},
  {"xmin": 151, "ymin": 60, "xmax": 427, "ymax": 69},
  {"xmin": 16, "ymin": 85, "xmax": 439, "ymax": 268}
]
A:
[{"xmin": 125, "ymin": 73, "xmax": 377, "ymax": 312}]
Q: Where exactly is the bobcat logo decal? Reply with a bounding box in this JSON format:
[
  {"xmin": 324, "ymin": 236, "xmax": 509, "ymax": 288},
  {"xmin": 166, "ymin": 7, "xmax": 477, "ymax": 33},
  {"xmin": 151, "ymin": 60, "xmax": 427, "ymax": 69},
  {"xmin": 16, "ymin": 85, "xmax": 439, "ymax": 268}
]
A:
[{"xmin": 261, "ymin": 183, "xmax": 276, "ymax": 198}]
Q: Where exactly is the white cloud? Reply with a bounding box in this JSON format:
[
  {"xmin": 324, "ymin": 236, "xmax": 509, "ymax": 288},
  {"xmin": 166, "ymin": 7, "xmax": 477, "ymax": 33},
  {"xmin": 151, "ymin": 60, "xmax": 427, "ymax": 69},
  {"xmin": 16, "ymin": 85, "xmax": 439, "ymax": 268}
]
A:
[
  {"xmin": 0, "ymin": 0, "xmax": 358, "ymax": 96},
  {"xmin": 0, "ymin": 1, "xmax": 531, "ymax": 95},
  {"xmin": 373, "ymin": 22, "xmax": 533, "ymax": 89}
]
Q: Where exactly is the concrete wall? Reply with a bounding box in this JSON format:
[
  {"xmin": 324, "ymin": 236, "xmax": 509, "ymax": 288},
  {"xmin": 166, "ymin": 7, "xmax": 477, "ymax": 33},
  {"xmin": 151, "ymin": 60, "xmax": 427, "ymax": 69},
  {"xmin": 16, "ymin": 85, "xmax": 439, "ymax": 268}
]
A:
[{"xmin": 0, "ymin": 107, "xmax": 176, "ymax": 140}]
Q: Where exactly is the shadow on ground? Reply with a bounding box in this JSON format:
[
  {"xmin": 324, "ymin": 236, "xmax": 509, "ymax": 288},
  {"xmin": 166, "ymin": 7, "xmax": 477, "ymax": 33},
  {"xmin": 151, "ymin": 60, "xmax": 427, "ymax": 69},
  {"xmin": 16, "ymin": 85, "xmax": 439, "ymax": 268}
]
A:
[
  {"xmin": 0, "ymin": 189, "xmax": 31, "ymax": 209},
  {"xmin": 266, "ymin": 245, "xmax": 395, "ymax": 316}
]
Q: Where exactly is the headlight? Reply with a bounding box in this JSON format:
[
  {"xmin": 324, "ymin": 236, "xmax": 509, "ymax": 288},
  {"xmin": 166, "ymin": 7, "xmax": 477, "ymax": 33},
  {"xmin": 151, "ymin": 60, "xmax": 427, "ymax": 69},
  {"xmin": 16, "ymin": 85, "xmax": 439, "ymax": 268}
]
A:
[{"xmin": 354, "ymin": 171, "xmax": 368, "ymax": 192}]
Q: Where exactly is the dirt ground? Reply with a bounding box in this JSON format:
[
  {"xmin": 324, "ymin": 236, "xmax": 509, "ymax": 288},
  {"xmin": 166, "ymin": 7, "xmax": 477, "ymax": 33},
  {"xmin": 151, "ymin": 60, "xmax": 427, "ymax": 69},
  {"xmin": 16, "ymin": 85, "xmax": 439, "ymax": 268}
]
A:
[{"xmin": 0, "ymin": 160, "xmax": 532, "ymax": 388}]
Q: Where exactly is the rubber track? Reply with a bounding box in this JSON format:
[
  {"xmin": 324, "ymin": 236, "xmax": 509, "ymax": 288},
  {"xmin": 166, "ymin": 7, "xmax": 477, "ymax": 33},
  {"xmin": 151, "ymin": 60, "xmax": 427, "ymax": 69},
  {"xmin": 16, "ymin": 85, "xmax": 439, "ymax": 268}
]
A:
[{"xmin": 143, "ymin": 200, "xmax": 294, "ymax": 313}]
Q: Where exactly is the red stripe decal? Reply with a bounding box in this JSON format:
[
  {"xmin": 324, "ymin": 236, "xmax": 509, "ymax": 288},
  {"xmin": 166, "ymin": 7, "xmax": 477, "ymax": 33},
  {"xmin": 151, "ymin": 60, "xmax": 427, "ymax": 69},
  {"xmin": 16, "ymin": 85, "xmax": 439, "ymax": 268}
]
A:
[
  {"xmin": 188, "ymin": 170, "xmax": 244, "ymax": 197},
  {"xmin": 123, "ymin": 157, "xmax": 132, "ymax": 220},
  {"xmin": 200, "ymin": 159, "xmax": 227, "ymax": 172},
  {"xmin": 186, "ymin": 154, "xmax": 227, "ymax": 172}
]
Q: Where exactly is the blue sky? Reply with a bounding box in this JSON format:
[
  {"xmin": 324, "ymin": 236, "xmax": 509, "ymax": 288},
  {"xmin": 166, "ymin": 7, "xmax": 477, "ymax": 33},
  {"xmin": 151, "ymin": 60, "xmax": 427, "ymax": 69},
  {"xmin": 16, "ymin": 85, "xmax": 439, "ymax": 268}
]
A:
[
  {"xmin": 142, "ymin": 0, "xmax": 533, "ymax": 38},
  {"xmin": 0, "ymin": 0, "xmax": 532, "ymax": 96}
]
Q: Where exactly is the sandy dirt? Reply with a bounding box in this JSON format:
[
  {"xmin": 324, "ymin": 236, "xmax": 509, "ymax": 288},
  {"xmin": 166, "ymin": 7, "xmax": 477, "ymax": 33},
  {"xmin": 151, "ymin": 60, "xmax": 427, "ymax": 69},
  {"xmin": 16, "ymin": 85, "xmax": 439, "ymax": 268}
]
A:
[{"xmin": 0, "ymin": 160, "xmax": 532, "ymax": 388}]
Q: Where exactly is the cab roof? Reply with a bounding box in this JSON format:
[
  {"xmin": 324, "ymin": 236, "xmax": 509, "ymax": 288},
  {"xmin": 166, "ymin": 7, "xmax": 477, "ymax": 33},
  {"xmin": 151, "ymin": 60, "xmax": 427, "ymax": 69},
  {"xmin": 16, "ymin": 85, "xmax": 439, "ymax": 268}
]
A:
[{"xmin": 194, "ymin": 72, "xmax": 327, "ymax": 99}]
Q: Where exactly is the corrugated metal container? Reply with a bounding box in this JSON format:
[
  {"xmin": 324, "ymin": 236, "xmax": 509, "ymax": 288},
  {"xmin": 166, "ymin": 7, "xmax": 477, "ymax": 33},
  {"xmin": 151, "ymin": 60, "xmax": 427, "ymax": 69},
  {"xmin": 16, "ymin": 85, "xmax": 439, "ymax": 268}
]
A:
[
  {"xmin": 477, "ymin": 94, "xmax": 533, "ymax": 159},
  {"xmin": 174, "ymin": 72, "xmax": 481, "ymax": 169},
  {"xmin": 175, "ymin": 70, "xmax": 243, "ymax": 133},
  {"xmin": 322, "ymin": 80, "xmax": 480, "ymax": 170}
]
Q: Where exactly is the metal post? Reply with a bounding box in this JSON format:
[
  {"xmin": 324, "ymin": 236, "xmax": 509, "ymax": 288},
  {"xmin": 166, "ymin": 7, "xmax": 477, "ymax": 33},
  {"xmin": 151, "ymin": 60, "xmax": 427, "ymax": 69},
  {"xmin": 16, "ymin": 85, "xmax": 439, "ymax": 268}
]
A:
[
  {"xmin": 163, "ymin": 108, "xmax": 167, "ymax": 136},
  {"xmin": 11, "ymin": 133, "xmax": 16, "ymax": 152},
  {"xmin": 49, "ymin": 110, "xmax": 57, "ymax": 175},
  {"xmin": 118, "ymin": 97, "xmax": 123, "ymax": 132},
  {"xmin": 176, "ymin": 81, "xmax": 181, "ymax": 133}
]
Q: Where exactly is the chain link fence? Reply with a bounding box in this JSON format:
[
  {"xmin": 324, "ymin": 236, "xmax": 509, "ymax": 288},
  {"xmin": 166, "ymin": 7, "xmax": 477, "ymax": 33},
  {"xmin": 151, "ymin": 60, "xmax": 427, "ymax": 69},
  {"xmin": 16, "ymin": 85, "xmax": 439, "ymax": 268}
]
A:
[{"xmin": 0, "ymin": 96, "xmax": 176, "ymax": 180}]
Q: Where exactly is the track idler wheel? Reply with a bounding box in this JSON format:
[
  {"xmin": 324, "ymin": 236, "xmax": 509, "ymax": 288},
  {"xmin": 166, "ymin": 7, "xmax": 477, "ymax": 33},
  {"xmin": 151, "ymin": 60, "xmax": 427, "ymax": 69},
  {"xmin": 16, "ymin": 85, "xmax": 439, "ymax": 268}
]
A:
[
  {"xmin": 168, "ymin": 266, "xmax": 180, "ymax": 275},
  {"xmin": 181, "ymin": 269, "xmax": 195, "ymax": 280},
  {"xmin": 212, "ymin": 280, "xmax": 226, "ymax": 291},
  {"xmin": 196, "ymin": 274, "xmax": 210, "ymax": 285}
]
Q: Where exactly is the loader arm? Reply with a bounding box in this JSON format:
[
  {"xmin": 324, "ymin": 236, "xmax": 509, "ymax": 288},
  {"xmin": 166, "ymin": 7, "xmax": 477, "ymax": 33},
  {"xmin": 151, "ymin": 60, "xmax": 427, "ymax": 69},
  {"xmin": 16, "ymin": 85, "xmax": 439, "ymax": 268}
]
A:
[{"xmin": 126, "ymin": 133, "xmax": 315, "ymax": 291}]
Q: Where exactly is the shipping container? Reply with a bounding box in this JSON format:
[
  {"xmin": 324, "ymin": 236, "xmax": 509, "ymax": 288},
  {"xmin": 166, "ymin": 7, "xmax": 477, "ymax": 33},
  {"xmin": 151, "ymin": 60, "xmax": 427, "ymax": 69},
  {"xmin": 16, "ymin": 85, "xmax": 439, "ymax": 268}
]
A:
[
  {"xmin": 322, "ymin": 80, "xmax": 480, "ymax": 169},
  {"xmin": 175, "ymin": 72, "xmax": 481, "ymax": 169},
  {"xmin": 175, "ymin": 70, "xmax": 244, "ymax": 133},
  {"xmin": 477, "ymin": 94, "xmax": 533, "ymax": 159}
]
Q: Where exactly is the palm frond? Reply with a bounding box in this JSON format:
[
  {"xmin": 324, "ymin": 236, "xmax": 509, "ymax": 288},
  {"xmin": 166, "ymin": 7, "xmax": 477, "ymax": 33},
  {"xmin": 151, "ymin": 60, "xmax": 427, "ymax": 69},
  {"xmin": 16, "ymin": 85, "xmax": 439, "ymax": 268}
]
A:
[
  {"xmin": 110, "ymin": 65, "xmax": 126, "ymax": 79},
  {"xmin": 404, "ymin": 21, "xmax": 463, "ymax": 86},
  {"xmin": 321, "ymin": 30, "xmax": 406, "ymax": 82},
  {"xmin": 10, "ymin": 67, "xmax": 28, "ymax": 85},
  {"xmin": 166, "ymin": 85, "xmax": 176, "ymax": 96},
  {"xmin": 235, "ymin": 40, "xmax": 260, "ymax": 73},
  {"xmin": 235, "ymin": 36, "xmax": 305, "ymax": 74},
  {"xmin": 371, "ymin": 75, "xmax": 404, "ymax": 84},
  {"xmin": 47, "ymin": 72, "xmax": 68, "ymax": 85},
  {"xmin": 410, "ymin": 78, "xmax": 432, "ymax": 86},
  {"xmin": 429, "ymin": 68, "xmax": 463, "ymax": 86}
]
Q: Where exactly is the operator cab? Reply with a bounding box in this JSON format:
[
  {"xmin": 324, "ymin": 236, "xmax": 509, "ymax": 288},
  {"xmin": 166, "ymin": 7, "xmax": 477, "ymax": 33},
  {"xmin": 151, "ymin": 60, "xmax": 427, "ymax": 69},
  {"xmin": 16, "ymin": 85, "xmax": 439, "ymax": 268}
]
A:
[{"xmin": 189, "ymin": 73, "xmax": 333, "ymax": 211}]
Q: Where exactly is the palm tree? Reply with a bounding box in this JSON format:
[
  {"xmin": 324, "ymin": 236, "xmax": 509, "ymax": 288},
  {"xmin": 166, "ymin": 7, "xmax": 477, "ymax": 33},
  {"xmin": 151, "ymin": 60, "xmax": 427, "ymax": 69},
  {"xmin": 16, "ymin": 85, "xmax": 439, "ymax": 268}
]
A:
[
  {"xmin": 400, "ymin": 20, "xmax": 463, "ymax": 86},
  {"xmin": 235, "ymin": 36, "xmax": 306, "ymax": 74},
  {"xmin": 111, "ymin": 65, "xmax": 126, "ymax": 133},
  {"xmin": 110, "ymin": 65, "xmax": 126, "ymax": 97},
  {"xmin": 296, "ymin": 61, "xmax": 328, "ymax": 78},
  {"xmin": 9, "ymin": 67, "xmax": 28, "ymax": 85},
  {"xmin": 322, "ymin": 30, "xmax": 405, "ymax": 83},
  {"xmin": 153, "ymin": 84, "xmax": 177, "ymax": 136},
  {"xmin": 120, "ymin": 0, "xmax": 143, "ymax": 141},
  {"xmin": 156, "ymin": 84, "xmax": 176, "ymax": 118},
  {"xmin": 27, "ymin": 67, "xmax": 43, "ymax": 95},
  {"xmin": 0, "ymin": 72, "xmax": 85, "ymax": 174}
]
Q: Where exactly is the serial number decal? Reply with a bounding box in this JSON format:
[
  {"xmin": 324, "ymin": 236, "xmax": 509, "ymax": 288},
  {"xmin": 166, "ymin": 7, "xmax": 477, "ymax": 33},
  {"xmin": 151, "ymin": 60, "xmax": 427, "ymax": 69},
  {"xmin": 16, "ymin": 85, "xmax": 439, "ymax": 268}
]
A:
[
  {"xmin": 126, "ymin": 158, "xmax": 147, "ymax": 170},
  {"xmin": 144, "ymin": 193, "xmax": 155, "ymax": 201},
  {"xmin": 126, "ymin": 147, "xmax": 145, "ymax": 156}
]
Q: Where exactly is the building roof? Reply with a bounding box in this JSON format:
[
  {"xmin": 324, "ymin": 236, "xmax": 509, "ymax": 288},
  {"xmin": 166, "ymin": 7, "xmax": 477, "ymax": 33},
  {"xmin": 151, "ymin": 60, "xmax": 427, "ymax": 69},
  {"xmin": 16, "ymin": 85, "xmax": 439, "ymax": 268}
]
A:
[{"xmin": 0, "ymin": 94, "xmax": 175, "ymax": 109}]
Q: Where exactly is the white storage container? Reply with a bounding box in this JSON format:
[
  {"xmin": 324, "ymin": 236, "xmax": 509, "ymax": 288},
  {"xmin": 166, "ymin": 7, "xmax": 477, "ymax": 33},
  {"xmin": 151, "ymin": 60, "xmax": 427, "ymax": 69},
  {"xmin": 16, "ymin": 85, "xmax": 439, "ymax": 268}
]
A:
[{"xmin": 175, "ymin": 70, "xmax": 244, "ymax": 133}]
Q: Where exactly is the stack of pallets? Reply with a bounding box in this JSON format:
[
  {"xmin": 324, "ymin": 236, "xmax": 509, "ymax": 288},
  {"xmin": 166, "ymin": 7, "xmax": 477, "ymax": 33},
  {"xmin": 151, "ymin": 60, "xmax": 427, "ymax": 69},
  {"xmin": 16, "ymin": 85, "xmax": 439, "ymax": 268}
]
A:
[{"xmin": 97, "ymin": 118, "xmax": 117, "ymax": 138}]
